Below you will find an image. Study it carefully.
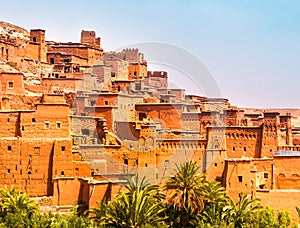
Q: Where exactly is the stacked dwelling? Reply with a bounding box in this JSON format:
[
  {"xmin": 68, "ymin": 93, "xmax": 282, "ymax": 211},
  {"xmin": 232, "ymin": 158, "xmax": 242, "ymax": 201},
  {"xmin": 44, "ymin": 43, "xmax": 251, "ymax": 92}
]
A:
[{"xmin": 0, "ymin": 21, "xmax": 300, "ymax": 217}]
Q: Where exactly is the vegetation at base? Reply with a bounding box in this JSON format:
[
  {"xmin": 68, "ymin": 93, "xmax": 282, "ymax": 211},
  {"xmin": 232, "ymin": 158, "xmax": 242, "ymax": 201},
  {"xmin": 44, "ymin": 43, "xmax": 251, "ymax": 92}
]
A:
[{"xmin": 0, "ymin": 161, "xmax": 298, "ymax": 227}]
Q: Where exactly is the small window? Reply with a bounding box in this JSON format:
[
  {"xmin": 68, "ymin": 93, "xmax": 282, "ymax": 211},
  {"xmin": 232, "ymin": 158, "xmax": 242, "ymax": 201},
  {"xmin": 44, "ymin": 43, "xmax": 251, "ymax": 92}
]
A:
[
  {"xmin": 264, "ymin": 173, "xmax": 268, "ymax": 179},
  {"xmin": 44, "ymin": 121, "xmax": 50, "ymax": 129},
  {"xmin": 244, "ymin": 147, "xmax": 246, "ymax": 152},
  {"xmin": 124, "ymin": 158, "xmax": 128, "ymax": 165},
  {"xmin": 7, "ymin": 169, "xmax": 10, "ymax": 174},
  {"xmin": 27, "ymin": 170, "xmax": 32, "ymax": 175},
  {"xmin": 61, "ymin": 171, "xmax": 65, "ymax": 176},
  {"xmin": 33, "ymin": 37, "xmax": 37, "ymax": 42},
  {"xmin": 56, "ymin": 122, "xmax": 61, "ymax": 129},
  {"xmin": 214, "ymin": 163, "xmax": 218, "ymax": 167},
  {"xmin": 104, "ymin": 101, "xmax": 108, "ymax": 105},
  {"xmin": 50, "ymin": 58, "xmax": 54, "ymax": 64},
  {"xmin": 8, "ymin": 82, "xmax": 13, "ymax": 88},
  {"xmin": 32, "ymin": 118, "xmax": 36, "ymax": 123},
  {"xmin": 7, "ymin": 146, "xmax": 11, "ymax": 151},
  {"xmin": 21, "ymin": 126, "xmax": 24, "ymax": 131},
  {"xmin": 7, "ymin": 118, "xmax": 10, "ymax": 122},
  {"xmin": 232, "ymin": 147, "xmax": 235, "ymax": 152},
  {"xmin": 34, "ymin": 147, "xmax": 40, "ymax": 156},
  {"xmin": 61, "ymin": 146, "xmax": 65, "ymax": 152},
  {"xmin": 91, "ymin": 100, "xmax": 96, "ymax": 106},
  {"xmin": 238, "ymin": 176, "xmax": 243, "ymax": 182}
]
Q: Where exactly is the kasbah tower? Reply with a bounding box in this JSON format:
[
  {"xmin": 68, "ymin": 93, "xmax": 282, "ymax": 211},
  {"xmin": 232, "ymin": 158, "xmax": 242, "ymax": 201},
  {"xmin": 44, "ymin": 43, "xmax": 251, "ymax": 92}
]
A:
[{"xmin": 0, "ymin": 20, "xmax": 300, "ymax": 217}]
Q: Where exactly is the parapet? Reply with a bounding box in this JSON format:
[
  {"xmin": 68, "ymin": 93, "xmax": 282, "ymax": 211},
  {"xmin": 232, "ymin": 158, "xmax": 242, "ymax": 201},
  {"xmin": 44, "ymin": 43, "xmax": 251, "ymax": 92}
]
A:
[{"xmin": 147, "ymin": 71, "xmax": 168, "ymax": 78}]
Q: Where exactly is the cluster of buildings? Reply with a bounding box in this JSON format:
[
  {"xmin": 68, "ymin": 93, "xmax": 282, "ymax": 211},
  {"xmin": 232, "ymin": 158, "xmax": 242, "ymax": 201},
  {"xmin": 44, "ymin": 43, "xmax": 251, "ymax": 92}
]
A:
[{"xmin": 0, "ymin": 21, "xmax": 300, "ymax": 217}]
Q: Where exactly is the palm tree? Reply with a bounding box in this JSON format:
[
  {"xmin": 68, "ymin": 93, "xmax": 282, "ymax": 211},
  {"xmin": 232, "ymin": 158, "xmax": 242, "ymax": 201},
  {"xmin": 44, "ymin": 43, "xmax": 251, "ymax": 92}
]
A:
[
  {"xmin": 0, "ymin": 186, "xmax": 39, "ymax": 218},
  {"xmin": 228, "ymin": 193, "xmax": 261, "ymax": 228},
  {"xmin": 88, "ymin": 200, "xmax": 109, "ymax": 226},
  {"xmin": 90, "ymin": 176, "xmax": 167, "ymax": 227},
  {"xmin": 201, "ymin": 180, "xmax": 231, "ymax": 226},
  {"xmin": 163, "ymin": 160, "xmax": 207, "ymax": 227}
]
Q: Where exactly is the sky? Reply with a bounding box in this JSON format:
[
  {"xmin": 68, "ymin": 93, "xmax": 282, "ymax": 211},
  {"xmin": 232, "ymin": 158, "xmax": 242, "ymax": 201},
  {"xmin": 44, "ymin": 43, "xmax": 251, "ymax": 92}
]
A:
[{"xmin": 1, "ymin": 0, "xmax": 300, "ymax": 108}]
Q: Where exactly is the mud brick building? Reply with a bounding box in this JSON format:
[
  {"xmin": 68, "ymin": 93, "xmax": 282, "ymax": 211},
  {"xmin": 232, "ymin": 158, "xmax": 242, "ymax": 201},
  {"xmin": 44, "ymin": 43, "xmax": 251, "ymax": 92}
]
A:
[{"xmin": 1, "ymin": 21, "xmax": 300, "ymax": 218}]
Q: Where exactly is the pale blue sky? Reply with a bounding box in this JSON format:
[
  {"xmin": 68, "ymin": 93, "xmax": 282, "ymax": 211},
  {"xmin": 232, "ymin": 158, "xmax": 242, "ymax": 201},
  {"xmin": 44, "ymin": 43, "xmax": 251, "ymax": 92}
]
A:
[{"xmin": 1, "ymin": 1, "xmax": 300, "ymax": 108}]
